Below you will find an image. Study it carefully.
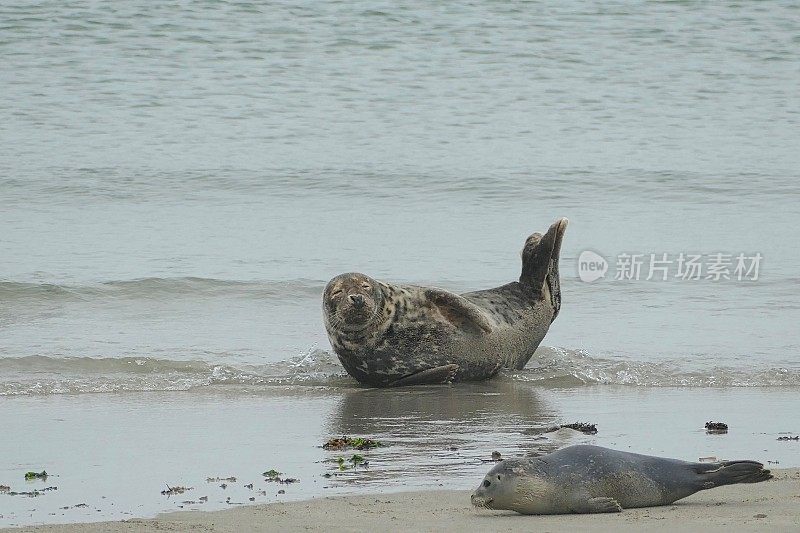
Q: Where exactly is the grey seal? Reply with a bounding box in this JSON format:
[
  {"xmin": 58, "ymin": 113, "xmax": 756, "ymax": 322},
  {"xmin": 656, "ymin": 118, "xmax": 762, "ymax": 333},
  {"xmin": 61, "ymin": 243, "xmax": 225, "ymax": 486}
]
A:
[
  {"xmin": 471, "ymin": 444, "xmax": 772, "ymax": 514},
  {"xmin": 322, "ymin": 218, "xmax": 567, "ymax": 387}
]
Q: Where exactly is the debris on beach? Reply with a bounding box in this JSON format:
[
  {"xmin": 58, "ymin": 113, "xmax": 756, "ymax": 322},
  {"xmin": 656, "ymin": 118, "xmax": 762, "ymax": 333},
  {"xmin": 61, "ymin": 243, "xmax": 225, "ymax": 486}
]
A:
[
  {"xmin": 277, "ymin": 489, "xmax": 285, "ymax": 495},
  {"xmin": 206, "ymin": 476, "xmax": 236, "ymax": 483},
  {"xmin": 219, "ymin": 483, "xmax": 228, "ymax": 489},
  {"xmin": 263, "ymin": 469, "xmax": 298, "ymax": 483},
  {"xmin": 161, "ymin": 484, "xmax": 192, "ymax": 496},
  {"xmin": 199, "ymin": 496, "xmax": 208, "ymax": 502},
  {"xmin": 24, "ymin": 471, "xmax": 48, "ymax": 481},
  {"xmin": 491, "ymin": 451, "xmax": 502, "ymax": 461},
  {"xmin": 2, "ymin": 486, "xmax": 57, "ymax": 497},
  {"xmin": 244, "ymin": 483, "xmax": 254, "ymax": 489},
  {"xmin": 777, "ymin": 435, "xmax": 799, "ymax": 441},
  {"xmin": 705, "ymin": 421, "xmax": 728, "ymax": 434},
  {"xmin": 6, "ymin": 490, "xmax": 41, "ymax": 497},
  {"xmin": 322, "ymin": 436, "xmax": 383, "ymax": 450}
]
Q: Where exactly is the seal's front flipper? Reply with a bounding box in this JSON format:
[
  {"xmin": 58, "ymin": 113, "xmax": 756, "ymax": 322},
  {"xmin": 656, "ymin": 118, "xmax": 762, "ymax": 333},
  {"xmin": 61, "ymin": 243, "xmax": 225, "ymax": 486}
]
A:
[
  {"xmin": 424, "ymin": 288, "xmax": 493, "ymax": 334},
  {"xmin": 573, "ymin": 497, "xmax": 623, "ymax": 514},
  {"xmin": 389, "ymin": 364, "xmax": 459, "ymax": 387}
]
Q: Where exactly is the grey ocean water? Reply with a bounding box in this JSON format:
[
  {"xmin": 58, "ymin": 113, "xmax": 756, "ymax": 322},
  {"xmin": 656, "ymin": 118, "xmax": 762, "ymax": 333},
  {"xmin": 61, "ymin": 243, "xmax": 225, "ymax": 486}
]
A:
[{"xmin": 1, "ymin": 1, "xmax": 799, "ymax": 526}]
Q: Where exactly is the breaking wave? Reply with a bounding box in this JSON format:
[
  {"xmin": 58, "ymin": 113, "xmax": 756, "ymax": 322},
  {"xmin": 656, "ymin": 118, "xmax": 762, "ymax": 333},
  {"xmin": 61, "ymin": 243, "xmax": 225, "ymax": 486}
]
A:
[
  {"xmin": 517, "ymin": 347, "xmax": 800, "ymax": 388},
  {"xmin": 0, "ymin": 277, "xmax": 324, "ymax": 302},
  {"xmin": 0, "ymin": 347, "xmax": 797, "ymax": 396}
]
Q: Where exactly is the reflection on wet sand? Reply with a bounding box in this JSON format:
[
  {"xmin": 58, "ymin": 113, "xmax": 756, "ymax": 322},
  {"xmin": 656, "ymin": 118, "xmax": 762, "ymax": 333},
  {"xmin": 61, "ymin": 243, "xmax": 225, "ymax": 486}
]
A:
[{"xmin": 321, "ymin": 379, "xmax": 566, "ymax": 489}]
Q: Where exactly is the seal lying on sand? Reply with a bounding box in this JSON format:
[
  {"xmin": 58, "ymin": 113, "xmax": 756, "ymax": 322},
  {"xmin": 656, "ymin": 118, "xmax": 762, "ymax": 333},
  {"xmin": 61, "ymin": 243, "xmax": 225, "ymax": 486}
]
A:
[
  {"xmin": 322, "ymin": 218, "xmax": 567, "ymax": 387},
  {"xmin": 471, "ymin": 444, "xmax": 772, "ymax": 514}
]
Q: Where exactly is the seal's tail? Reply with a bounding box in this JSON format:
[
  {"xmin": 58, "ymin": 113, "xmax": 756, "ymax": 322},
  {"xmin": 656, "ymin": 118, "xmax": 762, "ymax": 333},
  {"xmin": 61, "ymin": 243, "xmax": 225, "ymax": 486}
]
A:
[
  {"xmin": 696, "ymin": 460, "xmax": 773, "ymax": 489},
  {"xmin": 520, "ymin": 218, "xmax": 568, "ymax": 321}
]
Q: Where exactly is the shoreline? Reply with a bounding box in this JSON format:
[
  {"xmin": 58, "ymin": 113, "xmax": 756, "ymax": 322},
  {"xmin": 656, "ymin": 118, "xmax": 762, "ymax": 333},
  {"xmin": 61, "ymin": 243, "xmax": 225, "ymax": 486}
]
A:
[
  {"xmin": 9, "ymin": 468, "xmax": 800, "ymax": 532},
  {"xmin": 2, "ymin": 385, "xmax": 798, "ymax": 528}
]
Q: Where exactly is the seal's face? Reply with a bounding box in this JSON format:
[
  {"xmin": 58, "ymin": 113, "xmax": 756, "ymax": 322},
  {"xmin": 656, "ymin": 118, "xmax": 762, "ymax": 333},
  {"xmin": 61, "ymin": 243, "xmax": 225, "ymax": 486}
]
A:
[
  {"xmin": 472, "ymin": 459, "xmax": 554, "ymax": 514},
  {"xmin": 471, "ymin": 462, "xmax": 517, "ymax": 511},
  {"xmin": 323, "ymin": 273, "xmax": 383, "ymax": 332}
]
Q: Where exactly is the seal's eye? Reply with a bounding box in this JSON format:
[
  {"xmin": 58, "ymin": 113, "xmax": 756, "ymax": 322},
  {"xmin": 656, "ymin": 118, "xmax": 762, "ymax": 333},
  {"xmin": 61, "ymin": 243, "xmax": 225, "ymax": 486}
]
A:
[
  {"xmin": 361, "ymin": 283, "xmax": 371, "ymax": 290},
  {"xmin": 483, "ymin": 479, "xmax": 491, "ymax": 487}
]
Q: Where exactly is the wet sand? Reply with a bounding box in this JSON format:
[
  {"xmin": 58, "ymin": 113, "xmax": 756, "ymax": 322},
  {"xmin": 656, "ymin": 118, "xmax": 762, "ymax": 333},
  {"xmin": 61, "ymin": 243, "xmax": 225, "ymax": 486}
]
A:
[
  {"xmin": 10, "ymin": 469, "xmax": 800, "ymax": 532},
  {"xmin": 2, "ymin": 385, "xmax": 798, "ymax": 528}
]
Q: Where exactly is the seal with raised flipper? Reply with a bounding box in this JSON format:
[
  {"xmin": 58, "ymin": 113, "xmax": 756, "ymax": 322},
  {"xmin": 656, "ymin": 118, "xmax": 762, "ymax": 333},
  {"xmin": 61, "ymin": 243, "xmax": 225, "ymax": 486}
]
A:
[
  {"xmin": 470, "ymin": 444, "xmax": 772, "ymax": 514},
  {"xmin": 322, "ymin": 218, "xmax": 568, "ymax": 387}
]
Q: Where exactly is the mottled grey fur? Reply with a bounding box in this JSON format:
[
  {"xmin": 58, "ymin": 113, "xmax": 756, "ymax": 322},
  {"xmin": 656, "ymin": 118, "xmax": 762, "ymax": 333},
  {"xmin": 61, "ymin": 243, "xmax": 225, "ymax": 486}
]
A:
[
  {"xmin": 471, "ymin": 445, "xmax": 772, "ymax": 515},
  {"xmin": 322, "ymin": 218, "xmax": 567, "ymax": 387}
]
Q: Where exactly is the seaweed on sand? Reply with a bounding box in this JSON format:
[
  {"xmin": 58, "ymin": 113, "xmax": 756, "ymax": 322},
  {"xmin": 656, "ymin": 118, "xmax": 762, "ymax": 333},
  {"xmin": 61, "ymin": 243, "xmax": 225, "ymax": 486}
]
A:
[
  {"xmin": 263, "ymin": 469, "xmax": 298, "ymax": 483},
  {"xmin": 705, "ymin": 421, "xmax": 728, "ymax": 434},
  {"xmin": 322, "ymin": 436, "xmax": 383, "ymax": 450},
  {"xmin": 559, "ymin": 422, "xmax": 598, "ymax": 434},
  {"xmin": 262, "ymin": 469, "xmax": 282, "ymax": 479},
  {"xmin": 334, "ymin": 454, "xmax": 367, "ymax": 471}
]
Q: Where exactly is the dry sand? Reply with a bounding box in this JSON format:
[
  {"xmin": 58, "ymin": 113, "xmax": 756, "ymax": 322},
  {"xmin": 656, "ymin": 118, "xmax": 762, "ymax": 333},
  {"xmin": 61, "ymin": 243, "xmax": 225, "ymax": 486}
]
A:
[{"xmin": 10, "ymin": 469, "xmax": 799, "ymax": 532}]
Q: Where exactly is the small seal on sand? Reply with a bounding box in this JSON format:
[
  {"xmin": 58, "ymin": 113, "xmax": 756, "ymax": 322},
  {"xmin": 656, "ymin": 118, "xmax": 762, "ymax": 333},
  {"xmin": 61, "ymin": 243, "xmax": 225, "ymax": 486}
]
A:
[
  {"xmin": 471, "ymin": 444, "xmax": 772, "ymax": 514},
  {"xmin": 322, "ymin": 218, "xmax": 567, "ymax": 387}
]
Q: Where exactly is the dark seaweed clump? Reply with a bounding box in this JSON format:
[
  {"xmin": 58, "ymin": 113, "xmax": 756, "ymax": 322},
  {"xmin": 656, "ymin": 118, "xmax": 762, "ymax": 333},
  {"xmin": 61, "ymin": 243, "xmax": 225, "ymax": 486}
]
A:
[
  {"xmin": 705, "ymin": 421, "xmax": 728, "ymax": 433},
  {"xmin": 322, "ymin": 436, "xmax": 383, "ymax": 450},
  {"xmin": 560, "ymin": 422, "xmax": 597, "ymax": 435}
]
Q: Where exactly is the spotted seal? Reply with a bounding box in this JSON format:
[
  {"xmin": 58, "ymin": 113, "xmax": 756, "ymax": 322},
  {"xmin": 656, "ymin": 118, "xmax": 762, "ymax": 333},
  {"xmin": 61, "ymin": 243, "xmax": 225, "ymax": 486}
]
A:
[
  {"xmin": 322, "ymin": 218, "xmax": 567, "ymax": 387},
  {"xmin": 471, "ymin": 444, "xmax": 772, "ymax": 514}
]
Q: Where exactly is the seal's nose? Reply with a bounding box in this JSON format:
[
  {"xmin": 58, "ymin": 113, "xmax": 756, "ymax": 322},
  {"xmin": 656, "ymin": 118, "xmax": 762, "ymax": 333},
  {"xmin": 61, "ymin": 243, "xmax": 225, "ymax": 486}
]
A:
[{"xmin": 349, "ymin": 294, "xmax": 365, "ymax": 307}]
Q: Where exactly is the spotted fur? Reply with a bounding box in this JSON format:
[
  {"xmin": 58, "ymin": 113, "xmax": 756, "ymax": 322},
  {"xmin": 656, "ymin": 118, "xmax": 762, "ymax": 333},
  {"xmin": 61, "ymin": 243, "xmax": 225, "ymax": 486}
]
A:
[{"xmin": 322, "ymin": 218, "xmax": 568, "ymax": 387}]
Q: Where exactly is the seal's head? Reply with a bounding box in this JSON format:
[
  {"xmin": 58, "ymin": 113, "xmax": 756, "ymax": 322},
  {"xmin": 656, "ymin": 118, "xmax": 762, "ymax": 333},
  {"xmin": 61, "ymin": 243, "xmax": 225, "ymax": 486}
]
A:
[
  {"xmin": 323, "ymin": 273, "xmax": 383, "ymax": 332},
  {"xmin": 471, "ymin": 459, "xmax": 550, "ymax": 514},
  {"xmin": 471, "ymin": 460, "xmax": 518, "ymax": 511}
]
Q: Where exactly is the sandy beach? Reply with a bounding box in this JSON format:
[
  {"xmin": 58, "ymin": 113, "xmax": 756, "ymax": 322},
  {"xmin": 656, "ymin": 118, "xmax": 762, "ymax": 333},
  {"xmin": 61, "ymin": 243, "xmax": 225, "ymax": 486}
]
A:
[{"xmin": 9, "ymin": 469, "xmax": 799, "ymax": 532}]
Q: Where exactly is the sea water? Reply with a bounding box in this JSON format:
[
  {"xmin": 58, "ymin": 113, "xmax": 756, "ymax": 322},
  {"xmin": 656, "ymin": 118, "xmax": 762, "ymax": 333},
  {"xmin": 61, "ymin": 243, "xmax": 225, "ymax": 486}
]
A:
[{"xmin": 1, "ymin": 0, "xmax": 798, "ymax": 526}]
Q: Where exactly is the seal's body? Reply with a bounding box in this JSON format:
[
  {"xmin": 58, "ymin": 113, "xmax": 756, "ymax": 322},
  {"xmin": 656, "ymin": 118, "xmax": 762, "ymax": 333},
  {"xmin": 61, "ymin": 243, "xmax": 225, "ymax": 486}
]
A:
[
  {"xmin": 471, "ymin": 445, "xmax": 772, "ymax": 514},
  {"xmin": 322, "ymin": 218, "xmax": 567, "ymax": 387}
]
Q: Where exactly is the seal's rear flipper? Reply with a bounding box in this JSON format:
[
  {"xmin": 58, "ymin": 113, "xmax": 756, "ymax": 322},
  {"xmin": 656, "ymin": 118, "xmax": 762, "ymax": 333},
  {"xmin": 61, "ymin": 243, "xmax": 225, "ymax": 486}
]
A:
[
  {"xmin": 389, "ymin": 364, "xmax": 459, "ymax": 387},
  {"xmin": 573, "ymin": 497, "xmax": 623, "ymax": 514},
  {"xmin": 520, "ymin": 218, "xmax": 568, "ymax": 320},
  {"xmin": 695, "ymin": 460, "xmax": 772, "ymax": 488}
]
